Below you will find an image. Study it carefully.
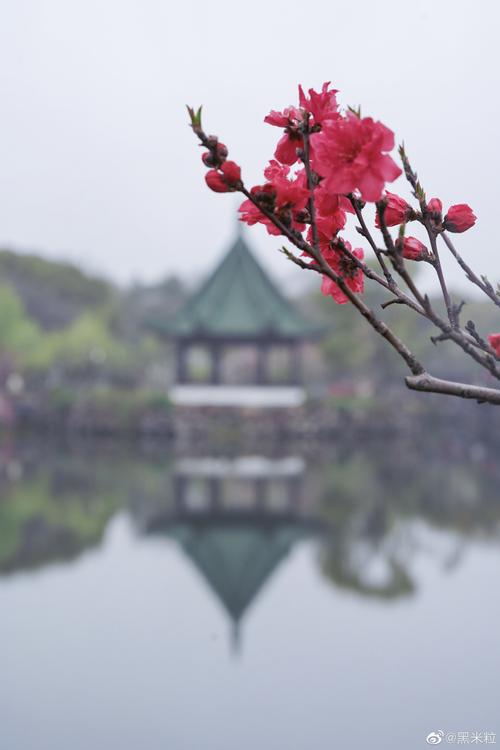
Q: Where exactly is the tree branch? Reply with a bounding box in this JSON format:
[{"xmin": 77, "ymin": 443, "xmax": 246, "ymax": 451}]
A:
[
  {"xmin": 239, "ymin": 186, "xmax": 426, "ymax": 377},
  {"xmin": 405, "ymin": 373, "xmax": 500, "ymax": 404},
  {"xmin": 424, "ymin": 219, "xmax": 456, "ymax": 327},
  {"xmin": 189, "ymin": 113, "xmax": 500, "ymax": 405},
  {"xmin": 441, "ymin": 232, "xmax": 500, "ymax": 309}
]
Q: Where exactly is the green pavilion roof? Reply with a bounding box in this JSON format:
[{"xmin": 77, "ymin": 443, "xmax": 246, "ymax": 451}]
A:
[
  {"xmin": 169, "ymin": 523, "xmax": 305, "ymax": 624},
  {"xmin": 155, "ymin": 233, "xmax": 321, "ymax": 340}
]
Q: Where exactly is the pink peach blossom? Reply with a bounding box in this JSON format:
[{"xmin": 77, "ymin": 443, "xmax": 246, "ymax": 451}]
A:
[
  {"xmin": 320, "ymin": 242, "xmax": 365, "ymax": 304},
  {"xmin": 487, "ymin": 334, "xmax": 500, "ymax": 357},
  {"xmin": 312, "ymin": 113, "xmax": 402, "ymax": 202}
]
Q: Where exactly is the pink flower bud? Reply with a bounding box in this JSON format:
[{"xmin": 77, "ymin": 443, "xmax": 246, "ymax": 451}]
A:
[
  {"xmin": 205, "ymin": 161, "xmax": 241, "ymax": 193},
  {"xmin": 205, "ymin": 170, "xmax": 229, "ymax": 192},
  {"xmin": 444, "ymin": 204, "xmax": 476, "ymax": 233},
  {"xmin": 488, "ymin": 334, "xmax": 500, "ymax": 357},
  {"xmin": 201, "ymin": 142, "xmax": 228, "ymax": 168},
  {"xmin": 427, "ymin": 197, "xmax": 443, "ymax": 217},
  {"xmin": 375, "ymin": 192, "xmax": 412, "ymax": 227},
  {"xmin": 220, "ymin": 160, "xmax": 241, "ymax": 185},
  {"xmin": 397, "ymin": 236, "xmax": 430, "ymax": 261}
]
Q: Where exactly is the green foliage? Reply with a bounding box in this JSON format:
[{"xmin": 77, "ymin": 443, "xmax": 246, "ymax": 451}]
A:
[
  {"xmin": 42, "ymin": 385, "xmax": 171, "ymax": 432},
  {"xmin": 0, "ymin": 280, "xmax": 162, "ymax": 374},
  {"xmin": 0, "ymin": 476, "xmax": 116, "ymax": 565},
  {"xmin": 25, "ymin": 311, "xmax": 131, "ymax": 370},
  {"xmin": 0, "ymin": 249, "xmax": 111, "ymax": 316},
  {"xmin": 0, "ymin": 450, "xmax": 175, "ymax": 573},
  {"xmin": 0, "ymin": 283, "xmax": 41, "ymax": 364},
  {"xmin": 0, "ymin": 464, "xmax": 124, "ymax": 572},
  {"xmin": 65, "ymin": 386, "xmax": 171, "ymax": 414}
]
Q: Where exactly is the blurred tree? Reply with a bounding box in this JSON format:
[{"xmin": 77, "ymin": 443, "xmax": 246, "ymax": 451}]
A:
[
  {"xmin": 0, "ymin": 249, "xmax": 113, "ymax": 329},
  {"xmin": 0, "ymin": 283, "xmax": 41, "ymax": 367}
]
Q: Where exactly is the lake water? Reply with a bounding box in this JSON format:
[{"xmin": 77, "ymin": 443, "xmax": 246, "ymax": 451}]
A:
[{"xmin": 1, "ymin": 434, "xmax": 499, "ymax": 749}]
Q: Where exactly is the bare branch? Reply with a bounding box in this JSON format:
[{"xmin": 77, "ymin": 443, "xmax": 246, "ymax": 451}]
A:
[
  {"xmin": 405, "ymin": 373, "xmax": 500, "ymax": 405},
  {"xmin": 441, "ymin": 232, "xmax": 500, "ymax": 309},
  {"xmin": 464, "ymin": 320, "xmax": 496, "ymax": 355},
  {"xmin": 351, "ymin": 196, "xmax": 394, "ymax": 285},
  {"xmin": 423, "ymin": 219, "xmax": 456, "ymax": 327}
]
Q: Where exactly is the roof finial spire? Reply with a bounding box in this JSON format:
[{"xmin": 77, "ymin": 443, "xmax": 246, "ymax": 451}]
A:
[
  {"xmin": 234, "ymin": 206, "xmax": 243, "ymax": 238},
  {"xmin": 230, "ymin": 620, "xmax": 242, "ymax": 657}
]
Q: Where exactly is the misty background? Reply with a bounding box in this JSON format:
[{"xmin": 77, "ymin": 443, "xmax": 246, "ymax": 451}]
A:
[
  {"xmin": 3, "ymin": 6, "xmax": 500, "ymax": 748},
  {"xmin": 0, "ymin": 0, "xmax": 498, "ymax": 292}
]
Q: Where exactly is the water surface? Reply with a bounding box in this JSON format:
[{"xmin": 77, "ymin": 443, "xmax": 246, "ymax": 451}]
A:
[{"xmin": 1, "ymin": 436, "xmax": 499, "ymax": 749}]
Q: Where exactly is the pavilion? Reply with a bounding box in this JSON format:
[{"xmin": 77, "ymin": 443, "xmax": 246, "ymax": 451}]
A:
[
  {"xmin": 142, "ymin": 452, "xmax": 323, "ymax": 652},
  {"xmin": 155, "ymin": 230, "xmax": 322, "ymax": 407}
]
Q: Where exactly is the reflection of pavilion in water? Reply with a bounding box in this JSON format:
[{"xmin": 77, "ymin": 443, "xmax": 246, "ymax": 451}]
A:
[
  {"xmin": 144, "ymin": 455, "xmax": 323, "ymax": 650},
  {"xmin": 5, "ymin": 440, "xmax": 499, "ymax": 614}
]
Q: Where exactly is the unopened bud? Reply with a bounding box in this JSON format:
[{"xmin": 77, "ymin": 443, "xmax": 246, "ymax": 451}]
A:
[
  {"xmin": 396, "ymin": 236, "xmax": 431, "ymax": 262},
  {"xmin": 201, "ymin": 142, "xmax": 228, "ymax": 169}
]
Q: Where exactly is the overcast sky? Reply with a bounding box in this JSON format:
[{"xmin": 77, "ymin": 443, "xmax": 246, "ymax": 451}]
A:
[{"xmin": 0, "ymin": 0, "xmax": 498, "ymax": 294}]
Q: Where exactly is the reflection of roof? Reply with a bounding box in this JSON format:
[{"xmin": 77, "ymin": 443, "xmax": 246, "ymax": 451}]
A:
[
  {"xmin": 154, "ymin": 235, "xmax": 321, "ymax": 340},
  {"xmin": 169, "ymin": 523, "xmax": 305, "ymax": 624}
]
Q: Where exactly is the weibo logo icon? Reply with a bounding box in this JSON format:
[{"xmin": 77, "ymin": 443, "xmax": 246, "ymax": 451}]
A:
[{"xmin": 426, "ymin": 731, "xmax": 444, "ymax": 745}]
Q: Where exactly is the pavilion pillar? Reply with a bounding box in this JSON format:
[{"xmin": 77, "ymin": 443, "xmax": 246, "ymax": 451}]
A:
[
  {"xmin": 289, "ymin": 341, "xmax": 302, "ymax": 385},
  {"xmin": 207, "ymin": 477, "xmax": 221, "ymax": 509},
  {"xmin": 255, "ymin": 477, "xmax": 268, "ymax": 510},
  {"xmin": 210, "ymin": 344, "xmax": 223, "ymax": 384},
  {"xmin": 256, "ymin": 343, "xmax": 269, "ymax": 385},
  {"xmin": 286, "ymin": 475, "xmax": 303, "ymax": 511},
  {"xmin": 176, "ymin": 341, "xmax": 189, "ymax": 383},
  {"xmin": 174, "ymin": 475, "xmax": 186, "ymax": 511}
]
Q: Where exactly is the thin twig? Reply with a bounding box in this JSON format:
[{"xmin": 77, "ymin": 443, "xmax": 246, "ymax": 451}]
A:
[
  {"xmin": 441, "ymin": 232, "xmax": 500, "ymax": 309},
  {"xmin": 376, "ymin": 202, "xmax": 500, "ymax": 379},
  {"xmin": 424, "ymin": 220, "xmax": 456, "ymax": 327},
  {"xmin": 334, "ymin": 239, "xmax": 425, "ymax": 316},
  {"xmin": 351, "ymin": 196, "xmax": 394, "ymax": 285}
]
